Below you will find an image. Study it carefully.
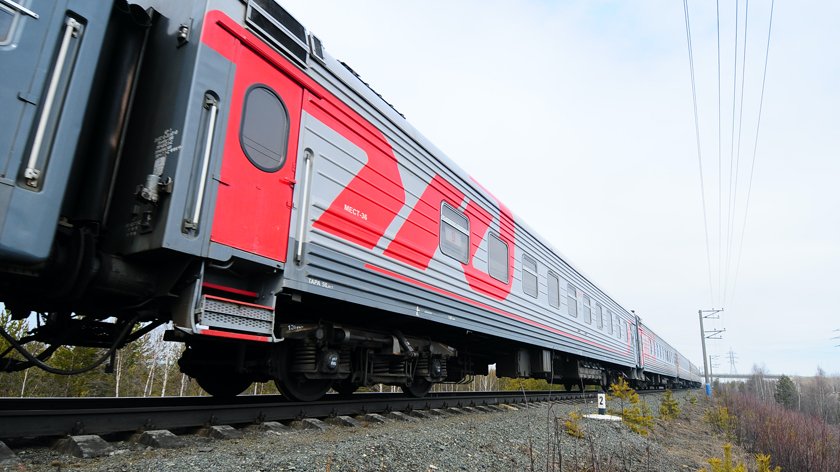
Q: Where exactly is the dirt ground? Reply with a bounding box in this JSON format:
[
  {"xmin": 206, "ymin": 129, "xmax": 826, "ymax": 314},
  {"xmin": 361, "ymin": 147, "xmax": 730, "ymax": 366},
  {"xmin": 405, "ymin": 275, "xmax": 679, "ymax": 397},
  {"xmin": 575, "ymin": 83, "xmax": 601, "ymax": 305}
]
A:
[{"xmin": 647, "ymin": 392, "xmax": 755, "ymax": 471}]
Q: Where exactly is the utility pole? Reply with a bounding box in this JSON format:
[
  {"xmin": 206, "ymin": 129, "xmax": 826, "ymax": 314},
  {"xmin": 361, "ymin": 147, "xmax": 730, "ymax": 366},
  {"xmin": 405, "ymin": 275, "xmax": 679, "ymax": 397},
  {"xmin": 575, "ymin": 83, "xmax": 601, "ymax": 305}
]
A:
[
  {"xmin": 699, "ymin": 309, "xmax": 724, "ymax": 396},
  {"xmin": 709, "ymin": 354, "xmax": 720, "ymax": 378}
]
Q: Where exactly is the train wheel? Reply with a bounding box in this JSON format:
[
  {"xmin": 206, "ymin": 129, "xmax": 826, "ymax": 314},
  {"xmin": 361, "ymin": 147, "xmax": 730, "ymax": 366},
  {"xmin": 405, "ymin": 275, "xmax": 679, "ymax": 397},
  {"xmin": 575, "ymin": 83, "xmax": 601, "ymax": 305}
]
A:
[
  {"xmin": 273, "ymin": 343, "xmax": 334, "ymax": 402},
  {"xmin": 402, "ymin": 379, "xmax": 432, "ymax": 398},
  {"xmin": 196, "ymin": 374, "xmax": 252, "ymax": 398},
  {"xmin": 275, "ymin": 377, "xmax": 334, "ymax": 402}
]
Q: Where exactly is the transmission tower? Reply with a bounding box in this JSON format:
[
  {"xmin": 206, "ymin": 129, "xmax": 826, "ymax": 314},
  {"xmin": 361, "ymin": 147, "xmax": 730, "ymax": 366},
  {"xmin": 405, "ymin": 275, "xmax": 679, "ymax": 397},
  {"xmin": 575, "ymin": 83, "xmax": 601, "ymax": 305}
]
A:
[{"xmin": 727, "ymin": 347, "xmax": 738, "ymax": 374}]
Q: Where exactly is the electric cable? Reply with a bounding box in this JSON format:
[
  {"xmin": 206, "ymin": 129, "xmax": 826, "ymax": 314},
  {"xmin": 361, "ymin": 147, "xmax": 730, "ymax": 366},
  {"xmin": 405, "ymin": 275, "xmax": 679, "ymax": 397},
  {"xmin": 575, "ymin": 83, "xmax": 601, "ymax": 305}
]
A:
[
  {"xmin": 723, "ymin": 0, "xmax": 740, "ymax": 307},
  {"xmin": 728, "ymin": 0, "xmax": 775, "ymax": 315},
  {"xmin": 716, "ymin": 0, "xmax": 722, "ymax": 308},
  {"xmin": 682, "ymin": 0, "xmax": 715, "ymax": 306},
  {"xmin": 0, "ymin": 314, "xmax": 143, "ymax": 375},
  {"xmin": 726, "ymin": 0, "xmax": 750, "ymax": 309}
]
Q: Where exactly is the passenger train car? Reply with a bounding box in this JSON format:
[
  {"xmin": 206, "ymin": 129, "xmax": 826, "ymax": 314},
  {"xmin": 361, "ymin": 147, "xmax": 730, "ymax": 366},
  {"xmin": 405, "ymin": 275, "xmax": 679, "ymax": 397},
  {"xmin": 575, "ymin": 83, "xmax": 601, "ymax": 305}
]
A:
[{"xmin": 0, "ymin": 0, "xmax": 701, "ymax": 400}]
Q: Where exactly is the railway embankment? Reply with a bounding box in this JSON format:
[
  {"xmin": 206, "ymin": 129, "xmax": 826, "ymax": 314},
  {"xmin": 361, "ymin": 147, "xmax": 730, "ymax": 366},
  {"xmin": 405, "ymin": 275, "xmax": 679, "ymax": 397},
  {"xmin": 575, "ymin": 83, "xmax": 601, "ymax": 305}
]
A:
[{"xmin": 0, "ymin": 391, "xmax": 765, "ymax": 472}]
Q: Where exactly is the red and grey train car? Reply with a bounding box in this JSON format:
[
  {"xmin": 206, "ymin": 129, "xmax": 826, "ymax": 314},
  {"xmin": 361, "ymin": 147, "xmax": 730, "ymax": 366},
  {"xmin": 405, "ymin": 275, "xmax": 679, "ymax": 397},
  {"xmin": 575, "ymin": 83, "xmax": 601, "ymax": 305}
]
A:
[{"xmin": 0, "ymin": 0, "xmax": 700, "ymax": 400}]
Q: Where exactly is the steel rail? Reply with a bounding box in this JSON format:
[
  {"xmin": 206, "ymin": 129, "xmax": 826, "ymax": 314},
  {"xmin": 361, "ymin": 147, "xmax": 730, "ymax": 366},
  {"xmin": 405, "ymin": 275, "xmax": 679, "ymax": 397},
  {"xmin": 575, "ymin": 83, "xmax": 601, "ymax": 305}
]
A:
[{"xmin": 0, "ymin": 391, "xmax": 597, "ymax": 439}]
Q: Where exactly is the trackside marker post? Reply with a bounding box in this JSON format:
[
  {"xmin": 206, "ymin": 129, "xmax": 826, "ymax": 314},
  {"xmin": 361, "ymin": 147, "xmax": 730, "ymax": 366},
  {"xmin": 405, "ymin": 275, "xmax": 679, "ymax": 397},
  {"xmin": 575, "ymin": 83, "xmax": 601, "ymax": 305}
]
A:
[{"xmin": 597, "ymin": 392, "xmax": 606, "ymax": 415}]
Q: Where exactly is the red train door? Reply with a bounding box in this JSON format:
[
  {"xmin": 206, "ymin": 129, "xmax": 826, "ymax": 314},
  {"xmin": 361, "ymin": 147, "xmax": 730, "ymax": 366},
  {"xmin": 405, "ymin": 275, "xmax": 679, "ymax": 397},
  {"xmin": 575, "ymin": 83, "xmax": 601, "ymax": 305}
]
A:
[{"xmin": 211, "ymin": 44, "xmax": 303, "ymax": 263}]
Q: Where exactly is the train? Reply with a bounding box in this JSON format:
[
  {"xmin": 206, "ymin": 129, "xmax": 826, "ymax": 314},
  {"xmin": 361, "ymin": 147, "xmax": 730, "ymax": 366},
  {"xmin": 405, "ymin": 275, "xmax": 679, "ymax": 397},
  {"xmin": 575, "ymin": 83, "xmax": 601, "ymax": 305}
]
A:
[{"xmin": 0, "ymin": 0, "xmax": 702, "ymax": 401}]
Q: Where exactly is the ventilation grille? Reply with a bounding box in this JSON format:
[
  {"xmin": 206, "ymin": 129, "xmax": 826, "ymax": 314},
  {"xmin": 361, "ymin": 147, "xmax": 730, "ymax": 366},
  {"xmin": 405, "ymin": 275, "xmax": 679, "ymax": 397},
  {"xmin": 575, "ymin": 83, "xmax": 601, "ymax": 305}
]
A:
[
  {"xmin": 310, "ymin": 34, "xmax": 324, "ymax": 63},
  {"xmin": 200, "ymin": 296, "xmax": 274, "ymax": 336},
  {"xmin": 247, "ymin": 0, "xmax": 308, "ymax": 65}
]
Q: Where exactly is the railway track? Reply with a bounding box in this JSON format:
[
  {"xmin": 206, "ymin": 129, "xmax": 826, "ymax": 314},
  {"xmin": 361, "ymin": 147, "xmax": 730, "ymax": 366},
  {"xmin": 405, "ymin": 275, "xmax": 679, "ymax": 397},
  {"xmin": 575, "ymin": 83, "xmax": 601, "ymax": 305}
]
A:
[{"xmin": 0, "ymin": 390, "xmax": 600, "ymax": 440}]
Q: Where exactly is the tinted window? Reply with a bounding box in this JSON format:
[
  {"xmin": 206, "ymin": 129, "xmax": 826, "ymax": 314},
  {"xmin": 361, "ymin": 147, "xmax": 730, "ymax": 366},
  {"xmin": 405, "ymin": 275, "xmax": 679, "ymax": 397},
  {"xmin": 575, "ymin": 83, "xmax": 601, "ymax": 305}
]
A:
[
  {"xmin": 522, "ymin": 254, "xmax": 538, "ymax": 298},
  {"xmin": 547, "ymin": 271, "xmax": 560, "ymax": 308},
  {"xmin": 607, "ymin": 310, "xmax": 614, "ymax": 334},
  {"xmin": 240, "ymin": 85, "xmax": 289, "ymax": 172},
  {"xmin": 440, "ymin": 203, "xmax": 470, "ymax": 264},
  {"xmin": 583, "ymin": 295, "xmax": 591, "ymax": 324},
  {"xmin": 488, "ymin": 232, "xmax": 508, "ymax": 282},
  {"xmin": 567, "ymin": 284, "xmax": 578, "ymax": 317}
]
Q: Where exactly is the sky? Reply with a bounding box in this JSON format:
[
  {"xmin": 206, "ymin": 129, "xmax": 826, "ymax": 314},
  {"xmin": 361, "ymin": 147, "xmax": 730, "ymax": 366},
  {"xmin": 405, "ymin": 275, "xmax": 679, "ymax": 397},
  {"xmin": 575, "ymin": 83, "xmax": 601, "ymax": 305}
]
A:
[{"xmin": 278, "ymin": 0, "xmax": 839, "ymax": 377}]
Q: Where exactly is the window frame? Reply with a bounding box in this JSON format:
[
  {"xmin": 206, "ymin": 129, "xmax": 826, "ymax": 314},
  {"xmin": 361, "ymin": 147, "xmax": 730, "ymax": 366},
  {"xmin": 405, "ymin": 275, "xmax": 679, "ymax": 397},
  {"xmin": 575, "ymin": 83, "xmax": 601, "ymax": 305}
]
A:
[
  {"xmin": 439, "ymin": 202, "xmax": 471, "ymax": 264},
  {"xmin": 595, "ymin": 303, "xmax": 603, "ymax": 329},
  {"xmin": 583, "ymin": 294, "xmax": 592, "ymax": 324},
  {"xmin": 239, "ymin": 84, "xmax": 291, "ymax": 173},
  {"xmin": 521, "ymin": 253, "xmax": 538, "ymax": 299},
  {"xmin": 547, "ymin": 271, "xmax": 560, "ymax": 309},
  {"xmin": 487, "ymin": 231, "xmax": 509, "ymax": 283},
  {"xmin": 567, "ymin": 284, "xmax": 578, "ymax": 317}
]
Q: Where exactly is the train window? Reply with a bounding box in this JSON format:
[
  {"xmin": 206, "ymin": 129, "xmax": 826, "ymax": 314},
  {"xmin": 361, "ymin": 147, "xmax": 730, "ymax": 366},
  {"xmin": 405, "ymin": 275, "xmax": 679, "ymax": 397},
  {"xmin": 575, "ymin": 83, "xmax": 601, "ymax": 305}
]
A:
[
  {"xmin": 583, "ymin": 295, "xmax": 591, "ymax": 324},
  {"xmin": 488, "ymin": 232, "xmax": 508, "ymax": 282},
  {"xmin": 567, "ymin": 284, "xmax": 578, "ymax": 317},
  {"xmin": 240, "ymin": 85, "xmax": 290, "ymax": 172},
  {"xmin": 440, "ymin": 203, "xmax": 470, "ymax": 264},
  {"xmin": 547, "ymin": 271, "xmax": 560, "ymax": 308},
  {"xmin": 607, "ymin": 309, "xmax": 614, "ymax": 334},
  {"xmin": 614, "ymin": 315, "xmax": 620, "ymax": 337},
  {"xmin": 522, "ymin": 254, "xmax": 538, "ymax": 298},
  {"xmin": 595, "ymin": 303, "xmax": 604, "ymax": 329}
]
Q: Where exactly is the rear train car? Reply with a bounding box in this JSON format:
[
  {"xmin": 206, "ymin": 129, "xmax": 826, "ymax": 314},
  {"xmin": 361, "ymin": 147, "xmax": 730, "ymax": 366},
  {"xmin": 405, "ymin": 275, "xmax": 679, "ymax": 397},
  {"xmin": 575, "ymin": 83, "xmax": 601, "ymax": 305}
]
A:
[{"xmin": 0, "ymin": 0, "xmax": 699, "ymax": 399}]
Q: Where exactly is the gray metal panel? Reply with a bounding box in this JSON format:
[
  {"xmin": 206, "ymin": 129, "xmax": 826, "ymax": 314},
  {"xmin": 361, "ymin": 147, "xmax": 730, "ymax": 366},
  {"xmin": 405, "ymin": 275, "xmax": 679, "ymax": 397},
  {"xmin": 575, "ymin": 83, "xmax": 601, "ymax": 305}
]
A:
[
  {"xmin": 285, "ymin": 115, "xmax": 635, "ymax": 368},
  {"xmin": 0, "ymin": 0, "xmax": 111, "ymax": 264},
  {"xmin": 638, "ymin": 320, "xmax": 680, "ymax": 378},
  {"xmin": 103, "ymin": 1, "xmax": 237, "ymax": 261}
]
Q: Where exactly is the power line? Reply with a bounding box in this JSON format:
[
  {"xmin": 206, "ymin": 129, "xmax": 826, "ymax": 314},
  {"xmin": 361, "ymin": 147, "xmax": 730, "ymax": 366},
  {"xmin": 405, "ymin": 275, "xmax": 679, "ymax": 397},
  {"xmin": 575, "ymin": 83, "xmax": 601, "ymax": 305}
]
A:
[
  {"xmin": 727, "ymin": 0, "xmax": 750, "ymax": 312},
  {"xmin": 723, "ymin": 0, "xmax": 740, "ymax": 307},
  {"xmin": 682, "ymin": 0, "xmax": 715, "ymax": 307},
  {"xmin": 728, "ymin": 0, "xmax": 775, "ymax": 313},
  {"xmin": 716, "ymin": 0, "xmax": 723, "ymax": 308}
]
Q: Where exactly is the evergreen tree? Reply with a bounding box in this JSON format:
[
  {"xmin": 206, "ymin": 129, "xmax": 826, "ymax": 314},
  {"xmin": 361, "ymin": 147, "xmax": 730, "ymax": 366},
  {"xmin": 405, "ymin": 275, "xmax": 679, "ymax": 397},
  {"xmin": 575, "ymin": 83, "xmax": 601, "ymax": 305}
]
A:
[
  {"xmin": 774, "ymin": 374, "xmax": 797, "ymax": 409},
  {"xmin": 659, "ymin": 388, "xmax": 682, "ymax": 419}
]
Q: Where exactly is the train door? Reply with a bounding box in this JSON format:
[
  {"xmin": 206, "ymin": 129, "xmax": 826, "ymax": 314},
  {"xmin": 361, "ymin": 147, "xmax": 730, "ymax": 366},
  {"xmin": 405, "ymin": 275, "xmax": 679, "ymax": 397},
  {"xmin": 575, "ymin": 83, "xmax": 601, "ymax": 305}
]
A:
[
  {"xmin": 632, "ymin": 318, "xmax": 643, "ymax": 369},
  {"xmin": 210, "ymin": 42, "xmax": 303, "ymax": 263}
]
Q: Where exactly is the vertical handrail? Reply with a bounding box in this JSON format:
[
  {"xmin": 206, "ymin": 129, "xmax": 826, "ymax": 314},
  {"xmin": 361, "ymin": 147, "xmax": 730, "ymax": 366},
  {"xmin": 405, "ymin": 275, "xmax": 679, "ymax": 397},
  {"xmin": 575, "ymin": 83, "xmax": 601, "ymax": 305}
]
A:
[
  {"xmin": 24, "ymin": 17, "xmax": 80, "ymax": 188},
  {"xmin": 185, "ymin": 95, "xmax": 218, "ymax": 231},
  {"xmin": 0, "ymin": 0, "xmax": 39, "ymax": 19},
  {"xmin": 294, "ymin": 149, "xmax": 314, "ymax": 265}
]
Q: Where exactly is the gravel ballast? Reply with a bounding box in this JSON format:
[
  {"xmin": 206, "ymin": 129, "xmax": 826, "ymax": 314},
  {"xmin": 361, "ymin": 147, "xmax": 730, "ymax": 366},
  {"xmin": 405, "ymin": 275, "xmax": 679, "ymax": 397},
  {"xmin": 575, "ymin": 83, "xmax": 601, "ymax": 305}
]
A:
[{"xmin": 1, "ymin": 391, "xmax": 743, "ymax": 471}]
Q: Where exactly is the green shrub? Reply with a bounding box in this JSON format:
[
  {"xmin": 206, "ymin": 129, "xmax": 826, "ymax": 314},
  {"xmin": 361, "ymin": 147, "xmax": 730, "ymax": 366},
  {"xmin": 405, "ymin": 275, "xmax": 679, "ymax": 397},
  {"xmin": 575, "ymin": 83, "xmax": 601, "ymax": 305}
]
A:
[
  {"xmin": 697, "ymin": 443, "xmax": 746, "ymax": 472},
  {"xmin": 703, "ymin": 405, "xmax": 737, "ymax": 441},
  {"xmin": 686, "ymin": 389, "xmax": 698, "ymax": 405},
  {"xmin": 659, "ymin": 388, "xmax": 682, "ymax": 419},
  {"xmin": 565, "ymin": 409, "xmax": 584, "ymax": 438},
  {"xmin": 606, "ymin": 378, "xmax": 655, "ymax": 436}
]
